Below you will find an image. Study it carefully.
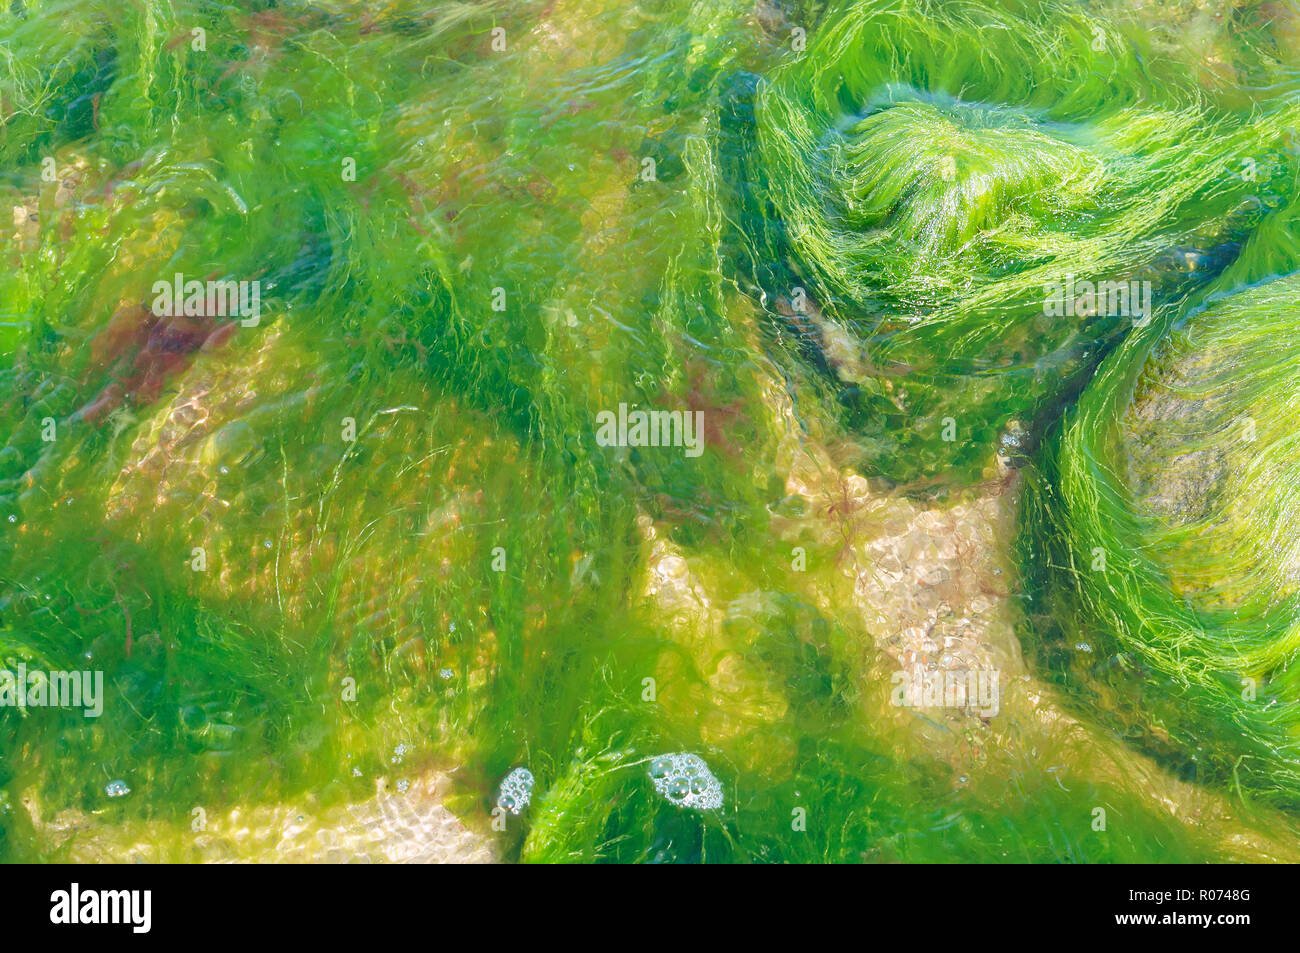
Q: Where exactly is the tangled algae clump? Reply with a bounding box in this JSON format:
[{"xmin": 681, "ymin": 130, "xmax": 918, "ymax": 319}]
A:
[
  {"xmin": 3, "ymin": 0, "xmax": 1300, "ymax": 864},
  {"xmin": 1027, "ymin": 266, "xmax": 1300, "ymax": 804},
  {"xmin": 729, "ymin": 0, "xmax": 1297, "ymax": 482}
]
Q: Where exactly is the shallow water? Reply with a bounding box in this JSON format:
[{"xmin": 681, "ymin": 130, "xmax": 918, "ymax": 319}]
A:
[{"xmin": 2, "ymin": 0, "xmax": 1299, "ymax": 863}]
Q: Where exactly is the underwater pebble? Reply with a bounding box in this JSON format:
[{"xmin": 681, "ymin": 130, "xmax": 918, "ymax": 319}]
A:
[
  {"xmin": 496, "ymin": 767, "xmax": 534, "ymax": 815},
  {"xmin": 647, "ymin": 753, "xmax": 723, "ymax": 811},
  {"xmin": 104, "ymin": 780, "xmax": 130, "ymax": 798}
]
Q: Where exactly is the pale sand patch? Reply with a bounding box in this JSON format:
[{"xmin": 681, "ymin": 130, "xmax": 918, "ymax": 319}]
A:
[{"xmin": 28, "ymin": 772, "xmax": 495, "ymax": 864}]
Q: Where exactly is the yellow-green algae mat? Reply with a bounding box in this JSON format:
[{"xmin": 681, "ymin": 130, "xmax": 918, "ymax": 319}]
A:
[{"xmin": 0, "ymin": 0, "xmax": 1298, "ymax": 862}]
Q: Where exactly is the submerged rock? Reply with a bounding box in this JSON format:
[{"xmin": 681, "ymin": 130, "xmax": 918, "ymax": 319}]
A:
[
  {"xmin": 1033, "ymin": 271, "xmax": 1300, "ymax": 803},
  {"xmin": 729, "ymin": 0, "xmax": 1296, "ymax": 483}
]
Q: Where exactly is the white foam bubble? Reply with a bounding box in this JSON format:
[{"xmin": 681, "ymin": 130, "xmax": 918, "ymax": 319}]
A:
[
  {"xmin": 647, "ymin": 753, "xmax": 722, "ymax": 811},
  {"xmin": 497, "ymin": 766, "xmax": 535, "ymax": 814}
]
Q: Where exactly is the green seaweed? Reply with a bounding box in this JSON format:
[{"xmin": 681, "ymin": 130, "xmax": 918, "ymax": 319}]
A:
[
  {"xmin": 1025, "ymin": 242, "xmax": 1300, "ymax": 805},
  {"xmin": 729, "ymin": 0, "xmax": 1298, "ymax": 484},
  {"xmin": 0, "ymin": 0, "xmax": 1298, "ymax": 863}
]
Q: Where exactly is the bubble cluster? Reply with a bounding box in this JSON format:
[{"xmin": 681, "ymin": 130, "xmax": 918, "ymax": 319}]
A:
[
  {"xmin": 496, "ymin": 767, "xmax": 534, "ymax": 815},
  {"xmin": 647, "ymin": 753, "xmax": 722, "ymax": 811}
]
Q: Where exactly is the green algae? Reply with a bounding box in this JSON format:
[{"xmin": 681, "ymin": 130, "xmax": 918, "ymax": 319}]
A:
[
  {"xmin": 1024, "ymin": 240, "xmax": 1300, "ymax": 806},
  {"xmin": 728, "ymin": 0, "xmax": 1299, "ymax": 484},
  {"xmin": 0, "ymin": 0, "xmax": 1298, "ymax": 864}
]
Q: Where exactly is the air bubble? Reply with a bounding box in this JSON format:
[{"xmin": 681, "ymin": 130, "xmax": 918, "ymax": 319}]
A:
[
  {"xmin": 646, "ymin": 753, "xmax": 722, "ymax": 811},
  {"xmin": 496, "ymin": 766, "xmax": 534, "ymax": 815}
]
